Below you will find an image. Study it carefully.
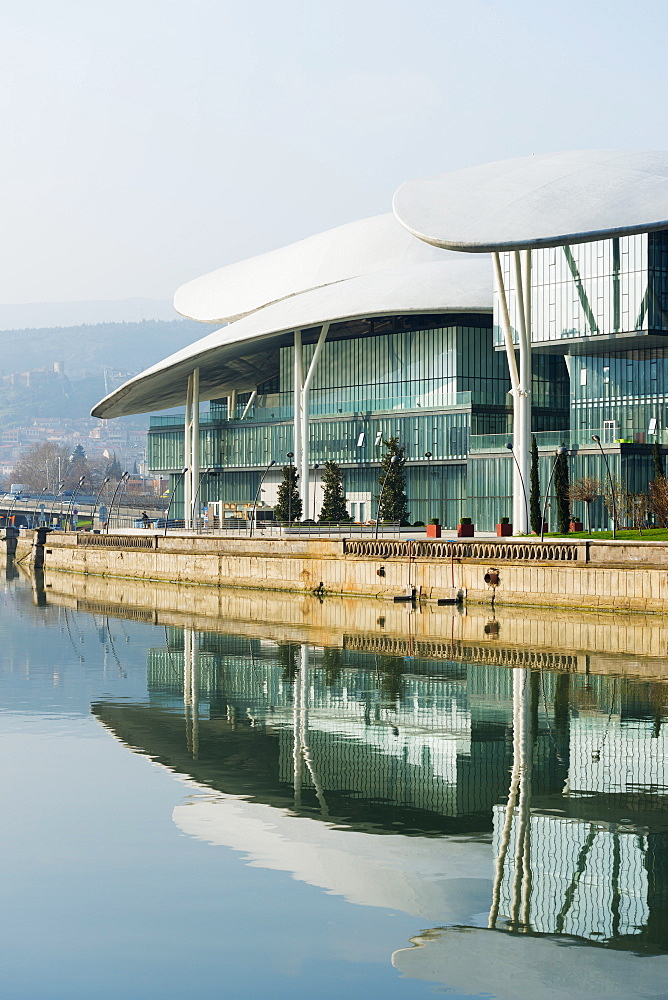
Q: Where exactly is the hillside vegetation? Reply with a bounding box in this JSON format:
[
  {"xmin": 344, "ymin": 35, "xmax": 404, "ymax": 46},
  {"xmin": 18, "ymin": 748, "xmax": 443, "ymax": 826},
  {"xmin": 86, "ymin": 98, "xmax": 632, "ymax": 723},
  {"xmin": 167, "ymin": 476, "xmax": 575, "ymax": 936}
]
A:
[
  {"xmin": 0, "ymin": 317, "xmax": 206, "ymax": 380},
  {"xmin": 0, "ymin": 318, "xmax": 208, "ymax": 427}
]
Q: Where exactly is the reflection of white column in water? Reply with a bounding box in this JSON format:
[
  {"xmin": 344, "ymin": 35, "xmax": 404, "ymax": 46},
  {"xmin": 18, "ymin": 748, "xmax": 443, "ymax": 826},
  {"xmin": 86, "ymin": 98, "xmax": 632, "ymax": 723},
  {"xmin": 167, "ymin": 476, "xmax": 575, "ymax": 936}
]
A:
[
  {"xmin": 511, "ymin": 667, "xmax": 531, "ymax": 928},
  {"xmin": 183, "ymin": 628, "xmax": 199, "ymax": 758},
  {"xmin": 293, "ymin": 653, "xmax": 303, "ymax": 808},
  {"xmin": 489, "ymin": 666, "xmax": 532, "ymax": 929},
  {"xmin": 299, "ymin": 644, "xmax": 329, "ymax": 819},
  {"xmin": 191, "ymin": 629, "xmax": 199, "ymax": 760}
]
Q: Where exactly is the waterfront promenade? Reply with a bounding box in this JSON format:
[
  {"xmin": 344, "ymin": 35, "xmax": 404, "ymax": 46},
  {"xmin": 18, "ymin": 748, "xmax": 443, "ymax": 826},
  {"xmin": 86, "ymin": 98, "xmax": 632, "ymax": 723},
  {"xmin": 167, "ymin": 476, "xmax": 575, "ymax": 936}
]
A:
[{"xmin": 10, "ymin": 526, "xmax": 668, "ymax": 613}]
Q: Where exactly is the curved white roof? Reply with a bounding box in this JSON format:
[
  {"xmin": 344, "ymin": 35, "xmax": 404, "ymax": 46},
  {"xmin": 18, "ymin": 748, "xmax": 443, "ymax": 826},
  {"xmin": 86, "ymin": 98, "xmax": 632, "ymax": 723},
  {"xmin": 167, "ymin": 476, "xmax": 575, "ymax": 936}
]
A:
[
  {"xmin": 93, "ymin": 255, "xmax": 492, "ymax": 418},
  {"xmin": 175, "ymin": 213, "xmax": 459, "ymax": 323},
  {"xmin": 173, "ymin": 794, "xmax": 490, "ymax": 923},
  {"xmin": 393, "ymin": 150, "xmax": 668, "ymax": 252}
]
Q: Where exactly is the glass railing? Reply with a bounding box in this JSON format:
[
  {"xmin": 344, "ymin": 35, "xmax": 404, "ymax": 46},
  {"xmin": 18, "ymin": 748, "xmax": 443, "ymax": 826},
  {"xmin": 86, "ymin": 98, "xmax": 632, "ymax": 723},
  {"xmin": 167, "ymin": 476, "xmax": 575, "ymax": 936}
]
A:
[
  {"xmin": 470, "ymin": 426, "xmax": 668, "ymax": 452},
  {"xmin": 150, "ymin": 391, "xmax": 474, "ymax": 429}
]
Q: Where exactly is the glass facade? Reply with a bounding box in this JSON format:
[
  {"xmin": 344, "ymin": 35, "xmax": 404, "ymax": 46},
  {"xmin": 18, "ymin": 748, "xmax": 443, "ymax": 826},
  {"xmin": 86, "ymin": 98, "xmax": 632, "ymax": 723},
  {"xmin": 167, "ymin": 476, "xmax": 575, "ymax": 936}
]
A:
[
  {"xmin": 494, "ymin": 232, "xmax": 668, "ymax": 347},
  {"xmin": 148, "ymin": 234, "xmax": 668, "ymax": 530}
]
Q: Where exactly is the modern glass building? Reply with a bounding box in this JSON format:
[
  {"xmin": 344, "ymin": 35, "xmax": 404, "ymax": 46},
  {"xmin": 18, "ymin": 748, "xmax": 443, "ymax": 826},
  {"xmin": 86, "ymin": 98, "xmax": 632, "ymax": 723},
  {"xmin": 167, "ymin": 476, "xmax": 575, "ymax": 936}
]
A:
[{"xmin": 94, "ymin": 151, "xmax": 668, "ymax": 531}]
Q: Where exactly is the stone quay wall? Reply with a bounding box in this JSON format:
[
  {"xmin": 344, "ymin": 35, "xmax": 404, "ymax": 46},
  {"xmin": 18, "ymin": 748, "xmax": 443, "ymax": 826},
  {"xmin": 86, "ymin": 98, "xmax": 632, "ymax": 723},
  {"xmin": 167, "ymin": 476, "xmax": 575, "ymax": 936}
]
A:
[{"xmin": 11, "ymin": 529, "xmax": 668, "ymax": 612}]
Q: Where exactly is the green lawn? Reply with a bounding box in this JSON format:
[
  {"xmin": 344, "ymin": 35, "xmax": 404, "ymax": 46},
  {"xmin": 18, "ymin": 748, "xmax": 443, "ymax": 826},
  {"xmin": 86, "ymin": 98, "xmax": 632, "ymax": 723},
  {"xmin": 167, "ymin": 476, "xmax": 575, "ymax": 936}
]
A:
[{"xmin": 544, "ymin": 528, "xmax": 668, "ymax": 541}]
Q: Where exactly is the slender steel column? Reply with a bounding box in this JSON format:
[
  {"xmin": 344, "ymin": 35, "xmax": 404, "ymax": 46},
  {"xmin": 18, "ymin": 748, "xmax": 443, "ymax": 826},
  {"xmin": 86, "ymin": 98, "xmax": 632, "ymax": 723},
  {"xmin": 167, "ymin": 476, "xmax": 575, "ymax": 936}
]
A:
[
  {"xmin": 190, "ymin": 367, "xmax": 200, "ymax": 528},
  {"xmin": 184, "ymin": 375, "xmax": 193, "ymax": 528},
  {"xmin": 227, "ymin": 389, "xmax": 237, "ymax": 420},
  {"xmin": 293, "ymin": 330, "xmax": 303, "ymax": 480},
  {"xmin": 514, "ymin": 251, "xmax": 531, "ymax": 535},
  {"xmin": 240, "ymin": 389, "xmax": 257, "ymax": 420},
  {"xmin": 300, "ymin": 323, "xmax": 329, "ymax": 520}
]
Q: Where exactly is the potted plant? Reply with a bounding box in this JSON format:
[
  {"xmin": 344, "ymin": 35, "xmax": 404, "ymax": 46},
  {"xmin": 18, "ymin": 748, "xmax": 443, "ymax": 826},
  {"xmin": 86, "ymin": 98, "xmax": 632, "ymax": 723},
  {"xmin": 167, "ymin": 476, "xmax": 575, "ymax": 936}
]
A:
[
  {"xmin": 426, "ymin": 517, "xmax": 441, "ymax": 538},
  {"xmin": 496, "ymin": 516, "xmax": 512, "ymax": 537},
  {"xmin": 569, "ymin": 519, "xmax": 584, "ymax": 532},
  {"xmin": 457, "ymin": 516, "xmax": 474, "ymax": 538}
]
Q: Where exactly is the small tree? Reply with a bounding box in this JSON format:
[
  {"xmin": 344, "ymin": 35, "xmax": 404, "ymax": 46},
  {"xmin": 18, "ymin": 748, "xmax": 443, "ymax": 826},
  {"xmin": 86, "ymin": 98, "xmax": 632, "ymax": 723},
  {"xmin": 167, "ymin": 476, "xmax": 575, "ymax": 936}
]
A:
[
  {"xmin": 649, "ymin": 475, "xmax": 668, "ymax": 528},
  {"xmin": 105, "ymin": 453, "xmax": 123, "ymax": 480},
  {"xmin": 627, "ymin": 492, "xmax": 650, "ymax": 535},
  {"xmin": 376, "ymin": 437, "xmax": 409, "ymax": 524},
  {"xmin": 653, "ymin": 438, "xmax": 665, "ymax": 480},
  {"xmin": 274, "ymin": 465, "xmax": 302, "ymax": 522},
  {"xmin": 569, "ymin": 476, "xmax": 601, "ymax": 535},
  {"xmin": 318, "ymin": 461, "xmax": 352, "ymax": 523},
  {"xmin": 554, "ymin": 443, "xmax": 571, "ymax": 534},
  {"xmin": 601, "ymin": 474, "xmax": 627, "ymax": 531},
  {"xmin": 529, "ymin": 434, "xmax": 542, "ymax": 534}
]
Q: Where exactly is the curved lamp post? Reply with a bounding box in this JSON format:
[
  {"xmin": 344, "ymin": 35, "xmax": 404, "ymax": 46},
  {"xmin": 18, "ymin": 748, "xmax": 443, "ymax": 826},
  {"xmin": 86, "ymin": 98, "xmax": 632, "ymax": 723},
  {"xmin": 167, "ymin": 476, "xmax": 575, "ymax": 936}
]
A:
[
  {"xmin": 250, "ymin": 460, "xmax": 275, "ymax": 537},
  {"xmin": 91, "ymin": 477, "xmax": 110, "ymax": 531},
  {"xmin": 375, "ymin": 454, "xmax": 398, "ymax": 539},
  {"xmin": 592, "ymin": 434, "xmax": 617, "ymax": 539},
  {"xmin": 505, "ymin": 442, "xmax": 529, "ymax": 533},
  {"xmin": 163, "ymin": 468, "xmax": 188, "ymax": 537},
  {"xmin": 105, "ymin": 472, "xmax": 130, "ymax": 534},
  {"xmin": 424, "ymin": 451, "xmax": 433, "ymax": 520},
  {"xmin": 65, "ymin": 476, "xmax": 86, "ymax": 531},
  {"xmin": 6, "ymin": 489, "xmax": 22, "ymax": 528},
  {"xmin": 540, "ymin": 446, "xmax": 567, "ymax": 542},
  {"xmin": 50, "ymin": 481, "xmax": 65, "ymax": 527},
  {"xmin": 30, "ymin": 487, "xmax": 49, "ymax": 528},
  {"xmin": 192, "ymin": 466, "xmax": 220, "ymax": 531}
]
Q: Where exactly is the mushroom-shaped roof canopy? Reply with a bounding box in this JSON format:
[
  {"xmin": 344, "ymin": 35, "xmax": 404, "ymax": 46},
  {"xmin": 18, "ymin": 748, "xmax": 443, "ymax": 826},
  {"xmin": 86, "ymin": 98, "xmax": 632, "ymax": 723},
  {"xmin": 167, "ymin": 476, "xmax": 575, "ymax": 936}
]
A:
[
  {"xmin": 174, "ymin": 212, "xmax": 457, "ymax": 323},
  {"xmin": 93, "ymin": 255, "xmax": 492, "ymax": 418},
  {"xmin": 393, "ymin": 150, "xmax": 668, "ymax": 252}
]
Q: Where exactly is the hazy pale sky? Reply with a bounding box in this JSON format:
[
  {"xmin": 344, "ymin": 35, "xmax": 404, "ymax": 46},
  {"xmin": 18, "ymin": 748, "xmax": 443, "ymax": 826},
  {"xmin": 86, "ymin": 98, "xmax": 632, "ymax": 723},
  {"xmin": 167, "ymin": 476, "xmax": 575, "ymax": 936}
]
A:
[{"xmin": 4, "ymin": 0, "xmax": 668, "ymax": 305}]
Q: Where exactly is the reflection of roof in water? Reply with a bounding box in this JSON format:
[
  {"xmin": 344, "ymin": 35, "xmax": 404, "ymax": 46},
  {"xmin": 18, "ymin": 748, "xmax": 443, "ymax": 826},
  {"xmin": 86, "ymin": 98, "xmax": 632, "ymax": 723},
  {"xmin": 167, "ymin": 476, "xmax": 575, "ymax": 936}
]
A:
[
  {"xmin": 172, "ymin": 794, "xmax": 491, "ymax": 924},
  {"xmin": 392, "ymin": 924, "xmax": 668, "ymax": 1000}
]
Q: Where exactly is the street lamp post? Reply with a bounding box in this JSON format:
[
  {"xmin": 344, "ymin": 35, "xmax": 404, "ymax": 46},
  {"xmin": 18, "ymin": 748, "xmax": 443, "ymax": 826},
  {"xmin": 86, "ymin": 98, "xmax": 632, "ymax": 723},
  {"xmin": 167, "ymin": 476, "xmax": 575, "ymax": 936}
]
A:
[
  {"xmin": 65, "ymin": 476, "xmax": 86, "ymax": 531},
  {"xmin": 592, "ymin": 434, "xmax": 617, "ymax": 539},
  {"xmin": 163, "ymin": 468, "xmax": 188, "ymax": 537},
  {"xmin": 192, "ymin": 467, "xmax": 220, "ymax": 531},
  {"xmin": 51, "ymin": 481, "xmax": 65, "ymax": 527},
  {"xmin": 540, "ymin": 446, "xmax": 568, "ymax": 543},
  {"xmin": 105, "ymin": 472, "xmax": 130, "ymax": 534},
  {"xmin": 375, "ymin": 455, "xmax": 398, "ymax": 539},
  {"xmin": 505, "ymin": 442, "xmax": 530, "ymax": 534},
  {"xmin": 424, "ymin": 451, "xmax": 432, "ymax": 521},
  {"xmin": 91, "ymin": 477, "xmax": 111, "ymax": 531},
  {"xmin": 250, "ymin": 460, "xmax": 275, "ymax": 537}
]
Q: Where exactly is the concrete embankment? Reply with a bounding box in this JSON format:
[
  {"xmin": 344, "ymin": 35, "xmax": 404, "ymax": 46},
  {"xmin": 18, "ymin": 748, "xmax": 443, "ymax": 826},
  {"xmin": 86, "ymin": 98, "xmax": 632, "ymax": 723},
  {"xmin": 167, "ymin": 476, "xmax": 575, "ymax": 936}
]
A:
[
  {"xmin": 9, "ymin": 528, "xmax": 668, "ymax": 612},
  {"xmin": 25, "ymin": 565, "xmax": 668, "ymax": 680}
]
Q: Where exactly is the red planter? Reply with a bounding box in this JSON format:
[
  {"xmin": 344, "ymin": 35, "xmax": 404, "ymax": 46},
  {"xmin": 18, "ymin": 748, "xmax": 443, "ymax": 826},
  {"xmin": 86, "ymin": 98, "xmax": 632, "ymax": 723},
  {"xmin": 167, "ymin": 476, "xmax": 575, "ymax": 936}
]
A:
[
  {"xmin": 457, "ymin": 523, "xmax": 475, "ymax": 537},
  {"xmin": 496, "ymin": 523, "xmax": 512, "ymax": 536},
  {"xmin": 426, "ymin": 524, "xmax": 441, "ymax": 538},
  {"xmin": 569, "ymin": 521, "xmax": 583, "ymax": 532}
]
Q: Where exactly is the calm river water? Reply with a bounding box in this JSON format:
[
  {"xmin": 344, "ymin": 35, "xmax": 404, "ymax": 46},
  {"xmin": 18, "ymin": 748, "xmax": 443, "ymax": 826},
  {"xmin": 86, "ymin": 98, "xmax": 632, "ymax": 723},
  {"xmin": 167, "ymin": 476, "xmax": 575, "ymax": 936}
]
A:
[{"xmin": 2, "ymin": 568, "xmax": 668, "ymax": 1000}]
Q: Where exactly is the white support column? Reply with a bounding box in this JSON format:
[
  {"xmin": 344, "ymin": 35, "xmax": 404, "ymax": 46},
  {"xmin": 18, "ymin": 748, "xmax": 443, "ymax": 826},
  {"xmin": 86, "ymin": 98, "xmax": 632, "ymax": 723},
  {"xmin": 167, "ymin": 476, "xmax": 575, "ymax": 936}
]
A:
[
  {"xmin": 240, "ymin": 389, "xmax": 257, "ymax": 420},
  {"xmin": 227, "ymin": 389, "xmax": 237, "ymax": 421},
  {"xmin": 191, "ymin": 367, "xmax": 200, "ymax": 528},
  {"xmin": 300, "ymin": 323, "xmax": 329, "ymax": 521},
  {"xmin": 513, "ymin": 252, "xmax": 531, "ymax": 535},
  {"xmin": 184, "ymin": 375, "xmax": 193, "ymax": 529},
  {"xmin": 493, "ymin": 253, "xmax": 524, "ymax": 531},
  {"xmin": 293, "ymin": 331, "xmax": 303, "ymax": 477}
]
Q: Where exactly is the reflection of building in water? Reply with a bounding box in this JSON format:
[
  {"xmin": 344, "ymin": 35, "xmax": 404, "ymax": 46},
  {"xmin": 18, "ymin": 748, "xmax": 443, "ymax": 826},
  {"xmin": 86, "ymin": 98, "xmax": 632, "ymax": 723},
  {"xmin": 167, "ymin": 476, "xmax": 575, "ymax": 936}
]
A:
[
  {"xmin": 94, "ymin": 626, "xmax": 668, "ymax": 962},
  {"xmin": 140, "ymin": 630, "xmax": 569, "ymax": 830},
  {"xmin": 489, "ymin": 668, "xmax": 668, "ymax": 951}
]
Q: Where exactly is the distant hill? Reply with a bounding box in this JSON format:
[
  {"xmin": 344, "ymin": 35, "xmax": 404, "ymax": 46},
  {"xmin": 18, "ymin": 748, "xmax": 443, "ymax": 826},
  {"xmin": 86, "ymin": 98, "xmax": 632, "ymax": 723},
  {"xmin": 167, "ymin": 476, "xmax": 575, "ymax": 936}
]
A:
[
  {"xmin": 0, "ymin": 317, "xmax": 208, "ymax": 381},
  {"xmin": 0, "ymin": 298, "xmax": 180, "ymax": 330}
]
